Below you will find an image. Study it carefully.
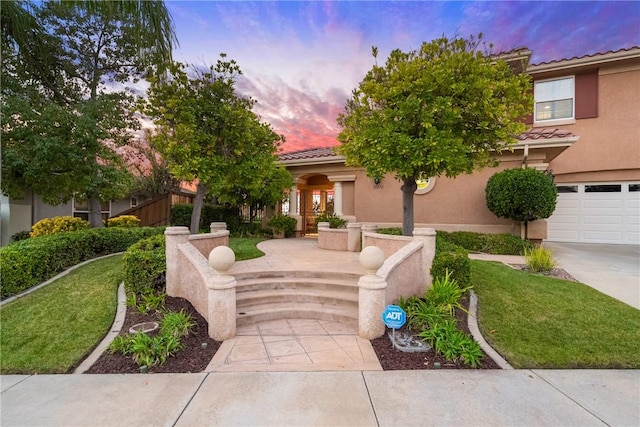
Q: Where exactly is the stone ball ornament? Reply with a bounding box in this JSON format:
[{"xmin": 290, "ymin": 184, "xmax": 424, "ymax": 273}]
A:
[
  {"xmin": 209, "ymin": 246, "xmax": 236, "ymax": 273},
  {"xmin": 359, "ymin": 246, "xmax": 385, "ymax": 273}
]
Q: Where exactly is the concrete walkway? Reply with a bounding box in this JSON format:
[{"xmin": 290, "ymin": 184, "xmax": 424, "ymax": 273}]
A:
[
  {"xmin": 544, "ymin": 242, "xmax": 640, "ymax": 309},
  {"xmin": 2, "ymin": 370, "xmax": 638, "ymax": 426}
]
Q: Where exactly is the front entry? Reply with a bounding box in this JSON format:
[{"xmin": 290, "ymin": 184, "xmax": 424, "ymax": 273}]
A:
[{"xmin": 297, "ymin": 175, "xmax": 334, "ymax": 236}]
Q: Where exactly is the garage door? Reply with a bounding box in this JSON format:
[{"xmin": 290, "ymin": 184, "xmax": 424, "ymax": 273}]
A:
[{"xmin": 547, "ymin": 182, "xmax": 640, "ymax": 245}]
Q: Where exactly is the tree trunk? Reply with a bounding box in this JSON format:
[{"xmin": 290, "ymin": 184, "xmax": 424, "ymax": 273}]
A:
[
  {"xmin": 190, "ymin": 182, "xmax": 207, "ymax": 234},
  {"xmin": 401, "ymin": 177, "xmax": 417, "ymax": 236},
  {"xmin": 88, "ymin": 196, "xmax": 104, "ymax": 228}
]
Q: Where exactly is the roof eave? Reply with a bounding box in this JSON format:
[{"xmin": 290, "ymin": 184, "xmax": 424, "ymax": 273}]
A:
[
  {"xmin": 279, "ymin": 155, "xmax": 346, "ymax": 167},
  {"xmin": 528, "ymin": 48, "xmax": 640, "ymax": 74}
]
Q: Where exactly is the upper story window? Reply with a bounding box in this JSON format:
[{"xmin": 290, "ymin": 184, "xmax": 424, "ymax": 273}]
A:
[{"xmin": 534, "ymin": 76, "xmax": 574, "ymax": 123}]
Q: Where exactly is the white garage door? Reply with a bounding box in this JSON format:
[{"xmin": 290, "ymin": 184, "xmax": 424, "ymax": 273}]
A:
[{"xmin": 547, "ymin": 182, "xmax": 640, "ymax": 245}]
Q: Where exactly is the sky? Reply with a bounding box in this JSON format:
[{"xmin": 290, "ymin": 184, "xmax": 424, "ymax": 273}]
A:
[{"xmin": 165, "ymin": 1, "xmax": 640, "ymax": 153}]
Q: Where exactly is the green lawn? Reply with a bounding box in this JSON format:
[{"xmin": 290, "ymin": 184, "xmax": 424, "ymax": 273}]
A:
[
  {"xmin": 472, "ymin": 260, "xmax": 640, "ymax": 368},
  {"xmin": 0, "ymin": 255, "xmax": 123, "ymax": 374},
  {"xmin": 229, "ymin": 237, "xmax": 267, "ymax": 261}
]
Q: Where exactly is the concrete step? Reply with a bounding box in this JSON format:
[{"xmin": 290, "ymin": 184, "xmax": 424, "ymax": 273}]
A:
[
  {"xmin": 236, "ymin": 277, "xmax": 359, "ymax": 293},
  {"xmin": 237, "ymin": 288, "xmax": 358, "ymax": 308},
  {"xmin": 232, "ymin": 270, "xmax": 361, "ymax": 283},
  {"xmin": 236, "ymin": 302, "xmax": 358, "ymax": 327}
]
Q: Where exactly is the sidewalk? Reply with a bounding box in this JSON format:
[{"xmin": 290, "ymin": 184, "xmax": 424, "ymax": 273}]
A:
[{"xmin": 2, "ymin": 370, "xmax": 638, "ymax": 426}]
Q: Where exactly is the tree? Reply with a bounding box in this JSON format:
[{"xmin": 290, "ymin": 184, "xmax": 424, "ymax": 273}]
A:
[
  {"xmin": 126, "ymin": 132, "xmax": 182, "ymax": 199},
  {"xmin": 1, "ymin": 2, "xmax": 176, "ymax": 227},
  {"xmin": 337, "ymin": 35, "xmax": 532, "ymax": 235},
  {"xmin": 144, "ymin": 56, "xmax": 286, "ymax": 233},
  {"xmin": 485, "ymin": 167, "xmax": 557, "ymax": 238}
]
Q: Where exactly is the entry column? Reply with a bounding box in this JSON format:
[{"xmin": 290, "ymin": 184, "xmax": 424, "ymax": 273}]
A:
[{"xmin": 327, "ymin": 174, "xmax": 356, "ymax": 221}]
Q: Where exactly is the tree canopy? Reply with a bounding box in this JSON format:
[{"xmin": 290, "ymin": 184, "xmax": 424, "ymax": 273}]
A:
[
  {"xmin": 143, "ymin": 56, "xmax": 289, "ymax": 233},
  {"xmin": 1, "ymin": 1, "xmax": 177, "ymax": 227},
  {"xmin": 337, "ymin": 35, "xmax": 532, "ymax": 235}
]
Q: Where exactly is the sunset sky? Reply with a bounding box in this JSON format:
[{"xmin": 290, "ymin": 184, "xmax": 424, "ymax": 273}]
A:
[{"xmin": 166, "ymin": 1, "xmax": 640, "ymax": 153}]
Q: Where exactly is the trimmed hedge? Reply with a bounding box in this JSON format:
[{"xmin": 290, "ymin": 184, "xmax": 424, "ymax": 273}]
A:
[
  {"xmin": 0, "ymin": 227, "xmax": 164, "ymax": 300},
  {"xmin": 431, "ymin": 235, "xmax": 471, "ymax": 287},
  {"xmin": 438, "ymin": 230, "xmax": 534, "ymax": 255},
  {"xmin": 170, "ymin": 204, "xmax": 242, "ymax": 232},
  {"xmin": 123, "ymin": 234, "xmax": 166, "ymax": 295}
]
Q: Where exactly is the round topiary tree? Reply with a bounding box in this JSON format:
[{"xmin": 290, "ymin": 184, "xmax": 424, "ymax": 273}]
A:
[{"xmin": 485, "ymin": 168, "xmax": 557, "ymax": 239}]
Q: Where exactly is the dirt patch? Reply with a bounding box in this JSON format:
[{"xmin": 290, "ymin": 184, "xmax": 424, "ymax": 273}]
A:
[{"xmin": 510, "ymin": 265, "xmax": 578, "ymax": 282}]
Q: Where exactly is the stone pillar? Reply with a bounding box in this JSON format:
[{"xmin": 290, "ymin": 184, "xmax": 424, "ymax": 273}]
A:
[
  {"xmin": 347, "ymin": 223, "xmax": 362, "ymax": 252},
  {"xmin": 165, "ymin": 226, "xmax": 190, "ymax": 297},
  {"xmin": 210, "ymin": 222, "xmax": 227, "ymax": 233},
  {"xmin": 289, "ymin": 184, "xmax": 298, "ymax": 215},
  {"xmin": 317, "ymin": 221, "xmax": 330, "ymax": 230},
  {"xmin": 333, "ymin": 181, "xmax": 343, "ymax": 216},
  {"xmin": 358, "ymin": 246, "xmax": 387, "ymax": 339},
  {"xmin": 207, "ymin": 246, "xmax": 237, "ymax": 340},
  {"xmin": 361, "ymin": 224, "xmax": 378, "ymax": 249},
  {"xmin": 412, "ymin": 228, "xmax": 437, "ymax": 290}
]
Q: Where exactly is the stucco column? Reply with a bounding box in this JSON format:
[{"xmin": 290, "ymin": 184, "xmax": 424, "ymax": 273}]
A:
[
  {"xmin": 207, "ymin": 246, "xmax": 237, "ymax": 340},
  {"xmin": 289, "ymin": 184, "xmax": 298, "ymax": 215},
  {"xmin": 412, "ymin": 227, "xmax": 436, "ymax": 290},
  {"xmin": 358, "ymin": 246, "xmax": 387, "ymax": 339},
  {"xmin": 210, "ymin": 222, "xmax": 227, "ymax": 233},
  {"xmin": 333, "ymin": 181, "xmax": 343, "ymax": 216},
  {"xmin": 165, "ymin": 226, "xmax": 190, "ymax": 297},
  {"xmin": 347, "ymin": 223, "xmax": 362, "ymax": 252}
]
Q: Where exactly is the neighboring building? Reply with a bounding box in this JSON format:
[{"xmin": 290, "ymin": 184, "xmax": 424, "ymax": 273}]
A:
[
  {"xmin": 280, "ymin": 47, "xmax": 640, "ymax": 245},
  {"xmin": 0, "ymin": 190, "xmax": 195, "ymax": 246}
]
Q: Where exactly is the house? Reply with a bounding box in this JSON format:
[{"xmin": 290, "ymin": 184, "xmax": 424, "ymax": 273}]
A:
[
  {"xmin": 279, "ymin": 47, "xmax": 640, "ymax": 245},
  {"xmin": 0, "ymin": 190, "xmax": 195, "ymax": 245}
]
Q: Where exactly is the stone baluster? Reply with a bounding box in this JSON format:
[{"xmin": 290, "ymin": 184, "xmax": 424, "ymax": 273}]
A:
[
  {"xmin": 347, "ymin": 223, "xmax": 362, "ymax": 252},
  {"xmin": 358, "ymin": 246, "xmax": 387, "ymax": 339},
  {"xmin": 207, "ymin": 246, "xmax": 237, "ymax": 340}
]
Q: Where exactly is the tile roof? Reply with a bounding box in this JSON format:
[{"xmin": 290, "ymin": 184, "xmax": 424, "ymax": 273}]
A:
[
  {"xmin": 530, "ymin": 46, "xmax": 640, "ymax": 67},
  {"xmin": 279, "ymin": 147, "xmax": 339, "ymax": 161},
  {"xmin": 516, "ymin": 128, "xmax": 575, "ymax": 141}
]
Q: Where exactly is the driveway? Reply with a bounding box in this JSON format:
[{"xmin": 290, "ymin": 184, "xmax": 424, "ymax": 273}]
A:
[{"xmin": 543, "ymin": 242, "xmax": 640, "ymax": 309}]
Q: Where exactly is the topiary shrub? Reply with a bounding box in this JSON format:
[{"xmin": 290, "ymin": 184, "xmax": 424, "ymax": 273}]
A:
[
  {"xmin": 107, "ymin": 215, "xmax": 141, "ymax": 228},
  {"xmin": 431, "ymin": 234, "xmax": 471, "ymax": 287},
  {"xmin": 10, "ymin": 230, "xmax": 31, "ymax": 243},
  {"xmin": 123, "ymin": 233, "xmax": 166, "ymax": 295},
  {"xmin": 485, "ymin": 168, "xmax": 557, "ymax": 231},
  {"xmin": 437, "ymin": 230, "xmax": 534, "ymax": 255},
  {"xmin": 441, "ymin": 231, "xmax": 484, "ymax": 252},
  {"xmin": 170, "ymin": 204, "xmax": 242, "ymax": 233},
  {"xmin": 30, "ymin": 216, "xmax": 89, "ymax": 237},
  {"xmin": 0, "ymin": 227, "xmax": 164, "ymax": 300}
]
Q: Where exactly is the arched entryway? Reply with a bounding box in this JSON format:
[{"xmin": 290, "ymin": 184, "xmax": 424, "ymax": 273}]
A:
[{"xmin": 296, "ymin": 174, "xmax": 334, "ymax": 235}]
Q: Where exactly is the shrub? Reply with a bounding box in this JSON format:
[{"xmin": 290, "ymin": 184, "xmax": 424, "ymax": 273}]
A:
[
  {"xmin": 123, "ymin": 233, "xmax": 166, "ymax": 296},
  {"xmin": 267, "ymin": 214, "xmax": 297, "ymax": 237},
  {"xmin": 431, "ymin": 236, "xmax": 471, "ymax": 287},
  {"xmin": 170, "ymin": 204, "xmax": 242, "ymax": 232},
  {"xmin": 486, "ymin": 168, "xmax": 557, "ymax": 223},
  {"xmin": 10, "ymin": 230, "xmax": 31, "ymax": 243},
  {"xmin": 425, "ymin": 271, "xmax": 470, "ymax": 316},
  {"xmin": 525, "ymin": 246, "xmax": 557, "ymax": 273},
  {"xmin": 30, "ymin": 216, "xmax": 89, "ymax": 237},
  {"xmin": 0, "ymin": 227, "xmax": 163, "ymax": 300},
  {"xmin": 482, "ymin": 233, "xmax": 534, "ymax": 255},
  {"xmin": 437, "ymin": 230, "xmax": 533, "ymax": 255},
  {"xmin": 377, "ymin": 227, "xmax": 403, "ymax": 236},
  {"xmin": 315, "ymin": 213, "xmax": 347, "ymax": 229},
  {"xmin": 107, "ymin": 215, "xmax": 141, "ymax": 228}
]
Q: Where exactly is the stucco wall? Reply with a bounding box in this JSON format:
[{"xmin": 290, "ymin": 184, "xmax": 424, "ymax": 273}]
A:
[
  {"xmin": 362, "ymin": 233, "xmax": 412, "ymax": 259},
  {"xmin": 547, "ymin": 61, "xmax": 640, "ymax": 182},
  {"xmin": 188, "ymin": 232, "xmax": 230, "ymax": 258},
  {"xmin": 317, "ymin": 228, "xmax": 348, "ymax": 251}
]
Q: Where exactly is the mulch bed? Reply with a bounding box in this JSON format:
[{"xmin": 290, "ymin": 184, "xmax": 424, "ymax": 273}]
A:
[
  {"xmin": 370, "ymin": 296, "xmax": 500, "ymax": 370},
  {"xmin": 85, "ymin": 296, "xmax": 221, "ymax": 374},
  {"xmin": 510, "ymin": 265, "xmax": 578, "ymax": 282}
]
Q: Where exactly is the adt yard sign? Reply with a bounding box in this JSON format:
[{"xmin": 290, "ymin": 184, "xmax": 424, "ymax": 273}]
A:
[{"xmin": 382, "ymin": 305, "xmax": 406, "ymax": 329}]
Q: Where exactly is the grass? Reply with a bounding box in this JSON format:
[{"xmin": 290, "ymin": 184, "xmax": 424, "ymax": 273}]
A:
[
  {"xmin": 0, "ymin": 255, "xmax": 123, "ymax": 374},
  {"xmin": 229, "ymin": 237, "xmax": 267, "ymax": 261},
  {"xmin": 472, "ymin": 260, "xmax": 640, "ymax": 368}
]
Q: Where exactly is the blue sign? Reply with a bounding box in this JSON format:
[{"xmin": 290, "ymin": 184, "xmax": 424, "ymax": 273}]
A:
[{"xmin": 382, "ymin": 305, "xmax": 406, "ymax": 329}]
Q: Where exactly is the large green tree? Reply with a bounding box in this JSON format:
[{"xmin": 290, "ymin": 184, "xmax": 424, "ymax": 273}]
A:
[
  {"xmin": 337, "ymin": 35, "xmax": 532, "ymax": 235},
  {"xmin": 1, "ymin": 1, "xmax": 177, "ymax": 227},
  {"xmin": 144, "ymin": 56, "xmax": 286, "ymax": 233}
]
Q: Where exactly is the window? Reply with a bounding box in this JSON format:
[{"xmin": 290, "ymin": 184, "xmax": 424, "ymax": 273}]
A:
[
  {"xmin": 73, "ymin": 198, "xmax": 111, "ymax": 222},
  {"xmin": 534, "ymin": 76, "xmax": 574, "ymax": 123},
  {"xmin": 585, "ymin": 185, "xmax": 621, "ymax": 193},
  {"xmin": 130, "ymin": 197, "xmax": 138, "ymax": 208},
  {"xmin": 415, "ymin": 177, "xmax": 437, "ymax": 195},
  {"xmin": 629, "ymin": 184, "xmax": 640, "ymax": 192},
  {"xmin": 557, "ymin": 185, "xmax": 578, "ymax": 193}
]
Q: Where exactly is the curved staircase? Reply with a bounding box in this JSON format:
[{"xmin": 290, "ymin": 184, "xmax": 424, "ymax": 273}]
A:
[{"xmin": 233, "ymin": 271, "xmax": 360, "ymax": 327}]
